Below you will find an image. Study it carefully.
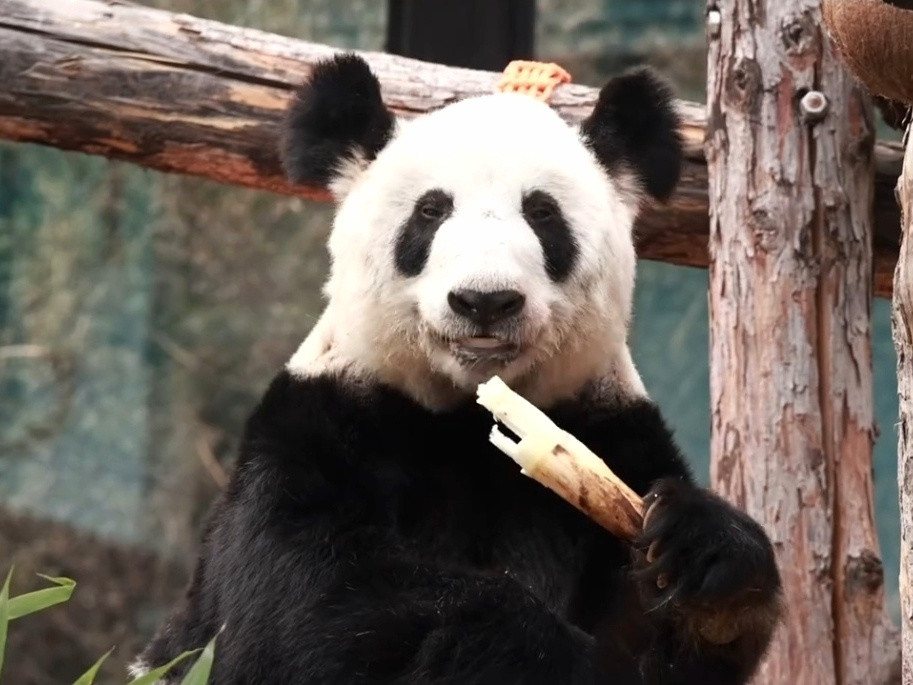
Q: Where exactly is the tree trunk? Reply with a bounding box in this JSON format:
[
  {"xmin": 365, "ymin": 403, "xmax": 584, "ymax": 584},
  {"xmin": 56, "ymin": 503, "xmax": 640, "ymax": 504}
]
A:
[
  {"xmin": 895, "ymin": 125, "xmax": 913, "ymax": 685},
  {"xmin": 0, "ymin": 0, "xmax": 902, "ymax": 296},
  {"xmin": 705, "ymin": 1, "xmax": 899, "ymax": 684}
]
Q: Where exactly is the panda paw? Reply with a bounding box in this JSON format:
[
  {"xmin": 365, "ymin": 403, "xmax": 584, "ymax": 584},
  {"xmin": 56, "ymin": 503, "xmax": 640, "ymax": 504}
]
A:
[{"xmin": 632, "ymin": 478, "xmax": 782, "ymax": 645}]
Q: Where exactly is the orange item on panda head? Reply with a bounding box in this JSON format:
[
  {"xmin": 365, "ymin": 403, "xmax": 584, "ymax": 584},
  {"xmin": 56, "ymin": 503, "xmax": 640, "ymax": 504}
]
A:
[{"xmin": 496, "ymin": 60, "xmax": 572, "ymax": 102}]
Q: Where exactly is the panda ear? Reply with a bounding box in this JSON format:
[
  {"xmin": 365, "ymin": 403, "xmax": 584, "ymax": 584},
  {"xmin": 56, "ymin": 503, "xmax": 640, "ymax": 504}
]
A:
[
  {"xmin": 579, "ymin": 67, "xmax": 683, "ymax": 202},
  {"xmin": 280, "ymin": 53, "xmax": 395, "ymax": 188}
]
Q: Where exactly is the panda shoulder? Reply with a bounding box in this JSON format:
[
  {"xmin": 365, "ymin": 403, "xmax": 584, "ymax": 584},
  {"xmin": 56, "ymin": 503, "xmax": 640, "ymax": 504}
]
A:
[
  {"xmin": 231, "ymin": 370, "xmax": 394, "ymax": 489},
  {"xmin": 559, "ymin": 379, "xmax": 673, "ymax": 440},
  {"xmin": 550, "ymin": 379, "xmax": 693, "ymax": 491}
]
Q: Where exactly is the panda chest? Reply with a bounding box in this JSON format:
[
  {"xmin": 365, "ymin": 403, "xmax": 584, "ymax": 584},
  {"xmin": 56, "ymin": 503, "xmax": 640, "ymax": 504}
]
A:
[{"xmin": 373, "ymin": 425, "xmax": 585, "ymax": 570}]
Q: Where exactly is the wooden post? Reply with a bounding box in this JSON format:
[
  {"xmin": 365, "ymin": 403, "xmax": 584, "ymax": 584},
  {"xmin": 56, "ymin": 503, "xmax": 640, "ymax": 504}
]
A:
[
  {"xmin": 895, "ymin": 125, "xmax": 913, "ymax": 685},
  {"xmin": 705, "ymin": 1, "xmax": 899, "ymax": 683},
  {"xmin": 818, "ymin": 4, "xmax": 913, "ymax": 679}
]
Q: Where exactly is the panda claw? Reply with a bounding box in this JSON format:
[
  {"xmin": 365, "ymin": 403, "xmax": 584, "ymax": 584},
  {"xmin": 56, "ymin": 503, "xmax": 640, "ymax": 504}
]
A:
[
  {"xmin": 642, "ymin": 494, "xmax": 663, "ymax": 533},
  {"xmin": 646, "ymin": 538, "xmax": 661, "ymax": 564}
]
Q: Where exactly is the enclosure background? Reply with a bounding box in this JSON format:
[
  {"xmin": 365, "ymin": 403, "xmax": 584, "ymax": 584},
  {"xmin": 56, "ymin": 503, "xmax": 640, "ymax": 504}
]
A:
[{"xmin": 0, "ymin": 1, "xmax": 900, "ymax": 682}]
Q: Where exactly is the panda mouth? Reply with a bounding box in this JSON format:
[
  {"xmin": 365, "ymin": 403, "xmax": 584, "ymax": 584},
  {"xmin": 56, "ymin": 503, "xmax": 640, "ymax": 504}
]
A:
[
  {"xmin": 459, "ymin": 337, "xmax": 510, "ymax": 351},
  {"xmin": 450, "ymin": 336, "xmax": 519, "ymax": 361}
]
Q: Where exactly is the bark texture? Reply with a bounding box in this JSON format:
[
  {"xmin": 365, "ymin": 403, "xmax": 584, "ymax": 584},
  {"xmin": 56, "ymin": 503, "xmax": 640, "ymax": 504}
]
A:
[
  {"xmin": 0, "ymin": 0, "xmax": 902, "ymax": 295},
  {"xmin": 705, "ymin": 1, "xmax": 899, "ymax": 683},
  {"xmin": 895, "ymin": 126, "xmax": 913, "ymax": 685}
]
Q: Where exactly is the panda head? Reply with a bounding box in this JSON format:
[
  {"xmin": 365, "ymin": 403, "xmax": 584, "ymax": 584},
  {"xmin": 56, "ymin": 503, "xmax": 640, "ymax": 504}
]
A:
[{"xmin": 281, "ymin": 54, "xmax": 682, "ymax": 410}]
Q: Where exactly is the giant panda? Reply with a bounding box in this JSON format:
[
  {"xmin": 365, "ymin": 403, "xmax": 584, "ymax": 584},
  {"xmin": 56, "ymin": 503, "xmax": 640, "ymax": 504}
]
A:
[{"xmin": 132, "ymin": 53, "xmax": 782, "ymax": 684}]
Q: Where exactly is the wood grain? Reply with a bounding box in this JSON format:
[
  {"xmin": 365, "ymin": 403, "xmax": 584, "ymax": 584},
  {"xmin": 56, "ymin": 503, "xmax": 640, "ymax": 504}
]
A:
[{"xmin": 893, "ymin": 126, "xmax": 913, "ymax": 685}]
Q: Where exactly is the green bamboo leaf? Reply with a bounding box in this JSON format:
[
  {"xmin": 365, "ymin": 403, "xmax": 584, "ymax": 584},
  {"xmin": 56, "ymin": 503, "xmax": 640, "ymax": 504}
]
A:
[
  {"xmin": 71, "ymin": 647, "xmax": 113, "ymax": 685},
  {"xmin": 0, "ymin": 567, "xmax": 12, "ymax": 677},
  {"xmin": 126, "ymin": 649, "xmax": 202, "ymax": 685},
  {"xmin": 179, "ymin": 634, "xmax": 217, "ymax": 685},
  {"xmin": 8, "ymin": 574, "xmax": 76, "ymax": 620}
]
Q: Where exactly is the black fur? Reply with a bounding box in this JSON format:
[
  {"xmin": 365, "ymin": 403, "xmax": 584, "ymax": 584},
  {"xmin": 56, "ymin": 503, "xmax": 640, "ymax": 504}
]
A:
[
  {"xmin": 394, "ymin": 189, "xmax": 455, "ymax": 276},
  {"xmin": 281, "ymin": 53, "xmax": 395, "ymax": 186},
  {"xmin": 521, "ymin": 190, "xmax": 579, "ymax": 282},
  {"xmin": 138, "ymin": 371, "xmax": 781, "ymax": 684},
  {"xmin": 580, "ymin": 68, "xmax": 683, "ymax": 201}
]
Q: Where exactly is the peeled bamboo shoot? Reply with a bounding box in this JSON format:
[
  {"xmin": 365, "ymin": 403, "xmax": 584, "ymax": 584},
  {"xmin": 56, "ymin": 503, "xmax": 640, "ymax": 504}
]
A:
[{"xmin": 476, "ymin": 376, "xmax": 645, "ymax": 541}]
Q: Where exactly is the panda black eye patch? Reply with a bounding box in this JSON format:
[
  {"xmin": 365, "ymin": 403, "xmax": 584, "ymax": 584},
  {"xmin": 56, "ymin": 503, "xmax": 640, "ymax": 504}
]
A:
[
  {"xmin": 394, "ymin": 189, "xmax": 454, "ymax": 277},
  {"xmin": 522, "ymin": 190, "xmax": 578, "ymax": 282}
]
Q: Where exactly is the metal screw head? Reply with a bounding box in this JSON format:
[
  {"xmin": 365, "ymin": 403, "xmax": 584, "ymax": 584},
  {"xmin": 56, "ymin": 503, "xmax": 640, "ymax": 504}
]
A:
[
  {"xmin": 707, "ymin": 9, "xmax": 722, "ymax": 37},
  {"xmin": 800, "ymin": 90, "xmax": 829, "ymax": 122}
]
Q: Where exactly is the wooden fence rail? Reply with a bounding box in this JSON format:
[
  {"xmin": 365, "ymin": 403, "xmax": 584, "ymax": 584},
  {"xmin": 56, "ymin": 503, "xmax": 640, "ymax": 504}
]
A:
[{"xmin": 0, "ymin": 0, "xmax": 903, "ymax": 296}]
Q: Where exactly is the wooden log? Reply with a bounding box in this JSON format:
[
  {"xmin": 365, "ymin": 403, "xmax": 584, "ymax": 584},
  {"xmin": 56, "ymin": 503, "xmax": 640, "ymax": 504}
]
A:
[
  {"xmin": 894, "ymin": 126, "xmax": 913, "ymax": 685},
  {"xmin": 706, "ymin": 1, "xmax": 899, "ymax": 683},
  {"xmin": 0, "ymin": 0, "xmax": 902, "ymax": 297}
]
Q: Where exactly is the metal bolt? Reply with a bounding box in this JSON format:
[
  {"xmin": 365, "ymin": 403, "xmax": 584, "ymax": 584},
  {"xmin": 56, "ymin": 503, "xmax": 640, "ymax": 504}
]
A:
[
  {"xmin": 800, "ymin": 90, "xmax": 829, "ymax": 122},
  {"xmin": 707, "ymin": 9, "xmax": 722, "ymax": 38}
]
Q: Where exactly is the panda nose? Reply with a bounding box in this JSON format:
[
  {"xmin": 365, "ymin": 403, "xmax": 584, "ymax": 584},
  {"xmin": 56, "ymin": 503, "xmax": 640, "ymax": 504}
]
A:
[{"xmin": 447, "ymin": 289, "xmax": 526, "ymax": 326}]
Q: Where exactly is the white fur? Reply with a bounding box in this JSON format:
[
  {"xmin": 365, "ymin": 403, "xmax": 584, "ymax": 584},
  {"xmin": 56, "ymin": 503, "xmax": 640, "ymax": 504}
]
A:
[
  {"xmin": 127, "ymin": 658, "xmax": 171, "ymax": 684},
  {"xmin": 288, "ymin": 92, "xmax": 647, "ymax": 409},
  {"xmin": 127, "ymin": 658, "xmax": 149, "ymax": 678}
]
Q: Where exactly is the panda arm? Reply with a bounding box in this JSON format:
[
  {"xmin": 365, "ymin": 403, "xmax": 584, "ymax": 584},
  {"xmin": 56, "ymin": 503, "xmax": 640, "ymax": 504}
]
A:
[{"xmin": 571, "ymin": 398, "xmax": 783, "ymax": 685}]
